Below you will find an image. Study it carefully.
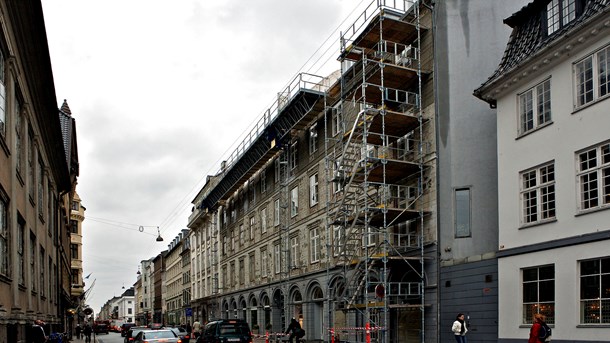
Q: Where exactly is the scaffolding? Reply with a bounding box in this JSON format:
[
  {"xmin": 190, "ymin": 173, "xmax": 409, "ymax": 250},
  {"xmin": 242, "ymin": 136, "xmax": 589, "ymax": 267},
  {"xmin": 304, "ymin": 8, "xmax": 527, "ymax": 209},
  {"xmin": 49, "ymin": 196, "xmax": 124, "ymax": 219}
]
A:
[{"xmin": 325, "ymin": 1, "xmax": 431, "ymax": 343}]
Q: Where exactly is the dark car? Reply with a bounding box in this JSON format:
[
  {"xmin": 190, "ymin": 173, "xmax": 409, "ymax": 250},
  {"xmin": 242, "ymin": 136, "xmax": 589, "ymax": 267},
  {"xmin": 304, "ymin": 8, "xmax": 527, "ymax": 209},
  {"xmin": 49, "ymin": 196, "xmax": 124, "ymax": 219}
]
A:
[
  {"xmin": 94, "ymin": 323, "xmax": 109, "ymax": 335},
  {"xmin": 197, "ymin": 319, "xmax": 252, "ymax": 343},
  {"xmin": 121, "ymin": 323, "xmax": 136, "ymax": 336},
  {"xmin": 170, "ymin": 327, "xmax": 191, "ymax": 343},
  {"xmin": 124, "ymin": 327, "xmax": 147, "ymax": 343}
]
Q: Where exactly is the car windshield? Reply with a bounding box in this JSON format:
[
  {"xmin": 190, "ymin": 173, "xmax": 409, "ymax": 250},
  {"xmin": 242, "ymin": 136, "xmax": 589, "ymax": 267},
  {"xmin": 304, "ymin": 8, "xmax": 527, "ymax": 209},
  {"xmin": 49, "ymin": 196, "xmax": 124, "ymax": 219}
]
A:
[
  {"xmin": 144, "ymin": 330, "xmax": 176, "ymax": 339},
  {"xmin": 219, "ymin": 324, "xmax": 249, "ymax": 335}
]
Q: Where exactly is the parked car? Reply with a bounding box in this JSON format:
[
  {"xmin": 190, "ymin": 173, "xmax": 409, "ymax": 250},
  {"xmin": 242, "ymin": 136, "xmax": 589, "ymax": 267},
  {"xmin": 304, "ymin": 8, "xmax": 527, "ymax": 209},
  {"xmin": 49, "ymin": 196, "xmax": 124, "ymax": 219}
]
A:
[
  {"xmin": 94, "ymin": 323, "xmax": 109, "ymax": 335},
  {"xmin": 170, "ymin": 327, "xmax": 190, "ymax": 343},
  {"xmin": 133, "ymin": 329, "xmax": 181, "ymax": 343},
  {"xmin": 121, "ymin": 323, "xmax": 136, "ymax": 337},
  {"xmin": 196, "ymin": 319, "xmax": 252, "ymax": 343},
  {"xmin": 124, "ymin": 327, "xmax": 147, "ymax": 343}
]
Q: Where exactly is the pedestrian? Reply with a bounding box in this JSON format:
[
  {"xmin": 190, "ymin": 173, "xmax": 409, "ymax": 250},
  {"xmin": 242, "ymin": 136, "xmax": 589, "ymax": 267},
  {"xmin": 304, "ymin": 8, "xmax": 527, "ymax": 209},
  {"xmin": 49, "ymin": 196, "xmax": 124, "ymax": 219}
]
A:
[
  {"xmin": 528, "ymin": 313, "xmax": 549, "ymax": 343},
  {"xmin": 28, "ymin": 319, "xmax": 47, "ymax": 343},
  {"xmin": 83, "ymin": 323, "xmax": 92, "ymax": 343},
  {"xmin": 186, "ymin": 322, "xmax": 192, "ymax": 336},
  {"xmin": 75, "ymin": 324, "xmax": 81, "ymax": 339},
  {"xmin": 192, "ymin": 320, "xmax": 201, "ymax": 339},
  {"xmin": 451, "ymin": 313, "xmax": 468, "ymax": 343},
  {"xmin": 285, "ymin": 318, "xmax": 305, "ymax": 343}
]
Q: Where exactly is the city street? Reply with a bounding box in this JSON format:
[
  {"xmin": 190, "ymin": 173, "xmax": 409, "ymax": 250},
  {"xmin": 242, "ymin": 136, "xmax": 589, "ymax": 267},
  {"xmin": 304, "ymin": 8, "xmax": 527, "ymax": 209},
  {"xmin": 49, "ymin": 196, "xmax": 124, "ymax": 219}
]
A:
[{"xmin": 71, "ymin": 332, "xmax": 123, "ymax": 343}]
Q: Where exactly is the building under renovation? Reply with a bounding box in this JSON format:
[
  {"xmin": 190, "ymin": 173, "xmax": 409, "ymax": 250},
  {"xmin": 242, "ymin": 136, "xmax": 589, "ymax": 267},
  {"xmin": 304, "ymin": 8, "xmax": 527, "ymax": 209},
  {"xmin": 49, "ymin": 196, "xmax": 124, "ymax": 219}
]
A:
[{"xmin": 188, "ymin": 1, "xmax": 527, "ymax": 342}]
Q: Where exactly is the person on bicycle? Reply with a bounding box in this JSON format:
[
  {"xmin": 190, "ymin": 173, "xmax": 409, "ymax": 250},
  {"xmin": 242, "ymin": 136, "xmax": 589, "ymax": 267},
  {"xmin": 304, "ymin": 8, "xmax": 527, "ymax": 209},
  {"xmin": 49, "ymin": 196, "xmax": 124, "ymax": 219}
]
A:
[{"xmin": 285, "ymin": 318, "xmax": 305, "ymax": 343}]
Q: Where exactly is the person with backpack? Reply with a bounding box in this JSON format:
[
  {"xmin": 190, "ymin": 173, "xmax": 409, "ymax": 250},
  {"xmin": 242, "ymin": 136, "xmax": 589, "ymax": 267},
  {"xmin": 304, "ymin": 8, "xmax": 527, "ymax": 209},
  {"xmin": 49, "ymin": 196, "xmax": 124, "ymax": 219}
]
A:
[
  {"xmin": 451, "ymin": 313, "xmax": 468, "ymax": 343},
  {"xmin": 529, "ymin": 313, "xmax": 552, "ymax": 343}
]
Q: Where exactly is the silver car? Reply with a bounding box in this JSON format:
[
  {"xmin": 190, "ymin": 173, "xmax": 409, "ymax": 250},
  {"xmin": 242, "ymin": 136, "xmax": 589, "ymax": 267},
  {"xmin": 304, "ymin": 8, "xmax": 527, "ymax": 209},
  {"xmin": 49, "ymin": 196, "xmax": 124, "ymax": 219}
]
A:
[{"xmin": 133, "ymin": 329, "xmax": 181, "ymax": 343}]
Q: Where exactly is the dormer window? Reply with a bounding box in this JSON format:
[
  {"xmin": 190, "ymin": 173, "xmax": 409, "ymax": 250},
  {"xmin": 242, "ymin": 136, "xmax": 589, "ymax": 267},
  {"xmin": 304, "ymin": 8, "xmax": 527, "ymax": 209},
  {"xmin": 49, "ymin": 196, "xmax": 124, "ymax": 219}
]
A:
[{"xmin": 546, "ymin": 0, "xmax": 578, "ymax": 35}]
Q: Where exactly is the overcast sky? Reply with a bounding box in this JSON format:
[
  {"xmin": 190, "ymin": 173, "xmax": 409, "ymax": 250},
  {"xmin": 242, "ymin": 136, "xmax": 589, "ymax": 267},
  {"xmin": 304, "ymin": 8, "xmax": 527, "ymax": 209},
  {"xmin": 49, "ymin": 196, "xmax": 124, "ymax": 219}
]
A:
[{"xmin": 41, "ymin": 0, "xmax": 367, "ymax": 315}]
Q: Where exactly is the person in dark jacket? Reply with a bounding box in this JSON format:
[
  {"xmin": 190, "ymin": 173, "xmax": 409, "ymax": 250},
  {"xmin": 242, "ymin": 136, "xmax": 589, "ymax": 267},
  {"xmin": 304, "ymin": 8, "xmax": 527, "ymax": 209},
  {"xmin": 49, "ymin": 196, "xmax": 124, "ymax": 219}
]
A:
[
  {"xmin": 285, "ymin": 318, "xmax": 304, "ymax": 343},
  {"xmin": 75, "ymin": 324, "xmax": 82, "ymax": 339},
  {"xmin": 29, "ymin": 320, "xmax": 47, "ymax": 343},
  {"xmin": 83, "ymin": 323, "xmax": 92, "ymax": 343}
]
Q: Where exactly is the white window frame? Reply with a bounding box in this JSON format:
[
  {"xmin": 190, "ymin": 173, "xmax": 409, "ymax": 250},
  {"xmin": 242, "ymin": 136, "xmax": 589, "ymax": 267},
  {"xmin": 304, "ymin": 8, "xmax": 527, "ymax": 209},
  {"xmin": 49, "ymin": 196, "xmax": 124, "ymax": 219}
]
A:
[
  {"xmin": 274, "ymin": 199, "xmax": 280, "ymax": 226},
  {"xmin": 261, "ymin": 207, "xmax": 267, "ymax": 234},
  {"xmin": 274, "ymin": 244, "xmax": 281, "ymax": 274},
  {"xmin": 261, "ymin": 248, "xmax": 268, "ymax": 277},
  {"xmin": 518, "ymin": 78, "xmax": 552, "ymax": 135},
  {"xmin": 290, "ymin": 187, "xmax": 299, "ymax": 218},
  {"xmin": 331, "ymin": 105, "xmax": 343, "ymax": 137},
  {"xmin": 522, "ymin": 265, "xmax": 555, "ymax": 324},
  {"xmin": 576, "ymin": 141, "xmax": 610, "ymax": 212},
  {"xmin": 333, "ymin": 225, "xmax": 343, "ymax": 257},
  {"xmin": 290, "ymin": 236, "xmax": 299, "ymax": 268},
  {"xmin": 249, "ymin": 216, "xmax": 255, "ymax": 240},
  {"xmin": 310, "ymin": 228, "xmax": 320, "ymax": 263},
  {"xmin": 520, "ymin": 162, "xmax": 556, "ymax": 225},
  {"xmin": 575, "ymin": 44, "xmax": 610, "ymax": 108},
  {"xmin": 579, "ymin": 256, "xmax": 610, "ymax": 324},
  {"xmin": 546, "ymin": 0, "xmax": 576, "ymax": 35},
  {"xmin": 290, "ymin": 141, "xmax": 298, "ymax": 171},
  {"xmin": 309, "ymin": 174, "xmax": 319, "ymax": 207},
  {"xmin": 309, "ymin": 124, "xmax": 318, "ymax": 155}
]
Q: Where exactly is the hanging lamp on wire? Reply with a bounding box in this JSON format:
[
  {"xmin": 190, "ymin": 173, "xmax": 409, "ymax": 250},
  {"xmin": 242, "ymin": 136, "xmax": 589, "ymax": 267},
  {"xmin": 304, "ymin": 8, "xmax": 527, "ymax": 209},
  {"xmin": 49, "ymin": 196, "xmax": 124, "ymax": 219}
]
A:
[{"xmin": 156, "ymin": 227, "xmax": 164, "ymax": 242}]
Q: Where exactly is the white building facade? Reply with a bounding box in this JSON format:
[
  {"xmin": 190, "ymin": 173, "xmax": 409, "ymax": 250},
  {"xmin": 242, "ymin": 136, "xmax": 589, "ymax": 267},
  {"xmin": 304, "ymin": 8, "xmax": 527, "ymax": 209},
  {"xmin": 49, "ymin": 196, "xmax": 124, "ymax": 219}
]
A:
[{"xmin": 475, "ymin": 1, "xmax": 610, "ymax": 342}]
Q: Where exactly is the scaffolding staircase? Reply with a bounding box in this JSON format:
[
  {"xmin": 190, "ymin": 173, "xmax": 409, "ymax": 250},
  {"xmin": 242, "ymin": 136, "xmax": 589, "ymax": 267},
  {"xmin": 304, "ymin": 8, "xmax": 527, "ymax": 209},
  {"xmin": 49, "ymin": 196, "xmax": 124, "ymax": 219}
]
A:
[{"xmin": 325, "ymin": 1, "xmax": 431, "ymax": 343}]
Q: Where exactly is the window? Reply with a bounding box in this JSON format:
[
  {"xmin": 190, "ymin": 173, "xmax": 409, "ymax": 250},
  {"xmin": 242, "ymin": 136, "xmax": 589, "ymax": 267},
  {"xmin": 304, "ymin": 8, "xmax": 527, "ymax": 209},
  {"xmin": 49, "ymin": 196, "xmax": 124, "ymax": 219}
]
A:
[
  {"xmin": 310, "ymin": 228, "xmax": 320, "ymax": 263},
  {"xmin": 28, "ymin": 131, "xmax": 34, "ymax": 199},
  {"xmin": 249, "ymin": 217, "xmax": 255, "ymax": 240},
  {"xmin": 454, "ymin": 188, "xmax": 471, "ymax": 237},
  {"xmin": 332, "ymin": 161, "xmax": 344, "ymax": 194},
  {"xmin": 128, "ymin": 308, "xmax": 133, "ymax": 315},
  {"xmin": 274, "ymin": 244, "xmax": 280, "ymax": 274},
  {"xmin": 238, "ymin": 258, "xmax": 245, "ymax": 285},
  {"xmin": 331, "ymin": 105, "xmax": 343, "ymax": 136},
  {"xmin": 249, "ymin": 253, "xmax": 255, "ymax": 282},
  {"xmin": 274, "ymin": 199, "xmax": 280, "ymax": 226},
  {"xmin": 40, "ymin": 247, "xmax": 45, "ymax": 297},
  {"xmin": 70, "ymin": 244, "xmax": 78, "ymax": 259},
  {"xmin": 521, "ymin": 163, "xmax": 556, "ymax": 224},
  {"xmin": 0, "ymin": 48, "xmax": 5, "ymax": 137},
  {"xmin": 37, "ymin": 158, "xmax": 44, "ymax": 217},
  {"xmin": 519, "ymin": 79, "xmax": 551, "ymax": 134},
  {"xmin": 289, "ymin": 142, "xmax": 298, "ymax": 171},
  {"xmin": 30, "ymin": 233, "xmax": 36, "ymax": 292},
  {"xmin": 290, "ymin": 236, "xmax": 299, "ymax": 268},
  {"xmin": 333, "ymin": 226, "xmax": 343, "ymax": 257},
  {"xmin": 523, "ymin": 265, "xmax": 555, "ymax": 324},
  {"xmin": 71, "ymin": 201, "xmax": 79, "ymax": 211},
  {"xmin": 18, "ymin": 219, "xmax": 24, "ymax": 285},
  {"xmin": 309, "ymin": 174, "xmax": 319, "ymax": 207},
  {"xmin": 71, "ymin": 269, "xmax": 79, "ymax": 285},
  {"xmin": 261, "ymin": 169, "xmax": 267, "ymax": 194},
  {"xmin": 309, "ymin": 124, "xmax": 318, "ymax": 155},
  {"xmin": 577, "ymin": 142, "xmax": 609, "ymax": 211},
  {"xmin": 575, "ymin": 45, "xmax": 610, "ymax": 107},
  {"xmin": 546, "ymin": 0, "xmax": 577, "ymax": 35},
  {"xmin": 261, "ymin": 207, "xmax": 267, "ymax": 234},
  {"xmin": 15, "ymin": 94, "xmax": 23, "ymax": 173},
  {"xmin": 275, "ymin": 159, "xmax": 281, "ymax": 183},
  {"xmin": 290, "ymin": 187, "xmax": 299, "ymax": 218},
  {"xmin": 0, "ymin": 192, "xmax": 8, "ymax": 276},
  {"xmin": 580, "ymin": 257, "xmax": 610, "ymax": 324},
  {"xmin": 261, "ymin": 248, "xmax": 268, "ymax": 277},
  {"xmin": 70, "ymin": 219, "xmax": 78, "ymax": 234}
]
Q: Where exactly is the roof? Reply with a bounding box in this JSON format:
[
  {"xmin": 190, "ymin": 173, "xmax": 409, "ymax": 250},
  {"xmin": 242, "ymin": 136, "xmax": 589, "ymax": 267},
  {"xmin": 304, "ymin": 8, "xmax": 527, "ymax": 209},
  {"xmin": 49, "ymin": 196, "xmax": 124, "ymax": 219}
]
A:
[{"xmin": 474, "ymin": 0, "xmax": 610, "ymax": 102}]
